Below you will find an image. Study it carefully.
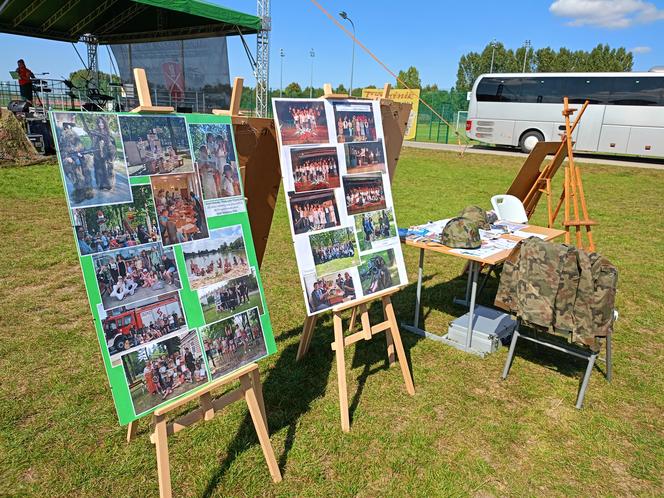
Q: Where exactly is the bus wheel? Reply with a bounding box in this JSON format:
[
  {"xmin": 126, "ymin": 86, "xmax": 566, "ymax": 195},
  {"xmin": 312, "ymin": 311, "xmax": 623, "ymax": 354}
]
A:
[{"xmin": 519, "ymin": 130, "xmax": 544, "ymax": 153}]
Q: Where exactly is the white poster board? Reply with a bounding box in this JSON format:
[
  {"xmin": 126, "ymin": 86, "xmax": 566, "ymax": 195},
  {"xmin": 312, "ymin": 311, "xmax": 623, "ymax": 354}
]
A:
[{"xmin": 272, "ymin": 98, "xmax": 408, "ymax": 316}]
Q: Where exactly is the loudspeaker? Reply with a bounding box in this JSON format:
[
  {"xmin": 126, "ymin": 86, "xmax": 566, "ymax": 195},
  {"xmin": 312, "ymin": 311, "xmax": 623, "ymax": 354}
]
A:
[
  {"xmin": 26, "ymin": 118, "xmax": 54, "ymax": 154},
  {"xmin": 7, "ymin": 99, "xmax": 29, "ymax": 113}
]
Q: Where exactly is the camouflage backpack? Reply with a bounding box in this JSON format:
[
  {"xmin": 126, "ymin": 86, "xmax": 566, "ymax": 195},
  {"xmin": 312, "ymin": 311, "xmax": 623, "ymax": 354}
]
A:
[
  {"xmin": 458, "ymin": 205, "xmax": 490, "ymax": 230},
  {"xmin": 441, "ymin": 217, "xmax": 482, "ymax": 249}
]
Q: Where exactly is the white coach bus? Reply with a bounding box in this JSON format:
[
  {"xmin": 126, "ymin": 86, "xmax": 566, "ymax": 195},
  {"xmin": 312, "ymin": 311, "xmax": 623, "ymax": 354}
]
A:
[{"xmin": 465, "ymin": 71, "xmax": 664, "ymax": 158}]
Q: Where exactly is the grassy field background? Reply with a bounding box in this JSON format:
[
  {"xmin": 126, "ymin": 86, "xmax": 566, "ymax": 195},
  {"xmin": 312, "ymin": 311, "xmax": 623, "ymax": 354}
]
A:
[{"xmin": 1, "ymin": 148, "xmax": 663, "ymax": 496}]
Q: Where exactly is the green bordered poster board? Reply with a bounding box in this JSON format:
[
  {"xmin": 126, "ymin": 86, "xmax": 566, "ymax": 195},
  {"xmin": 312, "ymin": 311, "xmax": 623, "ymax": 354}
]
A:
[{"xmin": 50, "ymin": 111, "xmax": 276, "ymax": 425}]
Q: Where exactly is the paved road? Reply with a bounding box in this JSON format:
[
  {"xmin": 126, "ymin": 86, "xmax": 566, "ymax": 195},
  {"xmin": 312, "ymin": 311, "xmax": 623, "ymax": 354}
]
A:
[{"xmin": 403, "ymin": 141, "xmax": 664, "ymax": 171}]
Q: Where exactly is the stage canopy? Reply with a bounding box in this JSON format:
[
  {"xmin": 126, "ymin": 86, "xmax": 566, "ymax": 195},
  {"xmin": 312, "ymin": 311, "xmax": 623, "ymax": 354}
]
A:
[{"xmin": 0, "ymin": 0, "xmax": 261, "ymax": 44}]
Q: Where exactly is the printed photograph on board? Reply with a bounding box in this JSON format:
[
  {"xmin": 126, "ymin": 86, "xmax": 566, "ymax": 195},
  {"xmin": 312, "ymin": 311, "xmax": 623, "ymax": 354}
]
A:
[
  {"xmin": 151, "ymin": 173, "xmax": 209, "ymax": 246},
  {"xmin": 71, "ymin": 184, "xmax": 159, "ymax": 255},
  {"xmin": 93, "ymin": 242, "xmax": 181, "ymax": 311},
  {"xmin": 304, "ymin": 270, "xmax": 357, "ymax": 314},
  {"xmin": 189, "ymin": 123, "xmax": 242, "ymax": 200},
  {"xmin": 118, "ymin": 115, "xmax": 193, "ymax": 176},
  {"xmin": 182, "ymin": 225, "xmax": 250, "ymax": 290},
  {"xmin": 288, "ymin": 190, "xmax": 341, "ymax": 235},
  {"xmin": 200, "ymin": 307, "xmax": 267, "ymax": 380},
  {"xmin": 290, "ymin": 146, "xmax": 340, "ymax": 192},
  {"xmin": 344, "ymin": 140, "xmax": 386, "ymax": 174},
  {"xmin": 198, "ymin": 269, "xmax": 264, "ymax": 325},
  {"xmin": 342, "ymin": 172, "xmax": 387, "ymax": 215},
  {"xmin": 52, "ymin": 111, "xmax": 131, "ymax": 207},
  {"xmin": 100, "ymin": 292, "xmax": 187, "ymax": 360},
  {"xmin": 274, "ymin": 100, "xmax": 330, "ymax": 145},
  {"xmin": 309, "ymin": 226, "xmax": 360, "ymax": 276},
  {"xmin": 332, "ymin": 101, "xmax": 377, "ymax": 143},
  {"xmin": 354, "ymin": 208, "xmax": 397, "ymax": 252},
  {"xmin": 121, "ymin": 330, "xmax": 208, "ymax": 416},
  {"xmin": 358, "ymin": 248, "xmax": 401, "ymax": 295}
]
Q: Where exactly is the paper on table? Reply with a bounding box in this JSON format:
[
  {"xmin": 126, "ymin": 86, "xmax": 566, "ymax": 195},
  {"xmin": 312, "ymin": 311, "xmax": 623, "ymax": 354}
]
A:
[
  {"xmin": 491, "ymin": 238, "xmax": 518, "ymax": 250},
  {"xmin": 449, "ymin": 245, "xmax": 504, "ymax": 259},
  {"xmin": 511, "ymin": 230, "xmax": 548, "ymax": 239},
  {"xmin": 495, "ymin": 221, "xmax": 528, "ymax": 232}
]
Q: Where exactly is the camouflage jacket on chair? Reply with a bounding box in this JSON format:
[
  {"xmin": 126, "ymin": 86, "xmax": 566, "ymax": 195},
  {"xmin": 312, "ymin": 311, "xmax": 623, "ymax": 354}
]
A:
[{"xmin": 495, "ymin": 237, "xmax": 617, "ymax": 351}]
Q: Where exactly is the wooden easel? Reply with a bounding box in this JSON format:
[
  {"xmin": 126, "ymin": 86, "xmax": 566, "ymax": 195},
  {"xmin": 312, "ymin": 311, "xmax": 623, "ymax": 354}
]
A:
[
  {"xmin": 550, "ymin": 97, "xmax": 596, "ymax": 251},
  {"xmin": 296, "ymin": 84, "xmax": 415, "ymax": 433},
  {"xmin": 297, "ymin": 288, "xmax": 415, "ymax": 432},
  {"xmin": 125, "ymin": 69, "xmax": 282, "ymax": 497}
]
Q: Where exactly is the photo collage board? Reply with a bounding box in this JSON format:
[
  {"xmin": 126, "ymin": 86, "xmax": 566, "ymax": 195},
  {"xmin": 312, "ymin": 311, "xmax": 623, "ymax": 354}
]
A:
[
  {"xmin": 51, "ymin": 111, "xmax": 276, "ymax": 425},
  {"xmin": 272, "ymin": 98, "xmax": 408, "ymax": 316}
]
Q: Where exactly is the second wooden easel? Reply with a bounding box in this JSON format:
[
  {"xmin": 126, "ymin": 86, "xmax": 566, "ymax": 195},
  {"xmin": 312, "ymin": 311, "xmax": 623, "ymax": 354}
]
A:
[
  {"xmin": 296, "ymin": 83, "xmax": 415, "ymax": 433},
  {"xmin": 550, "ymin": 97, "xmax": 597, "ymax": 251},
  {"xmin": 126, "ymin": 68, "xmax": 282, "ymax": 498}
]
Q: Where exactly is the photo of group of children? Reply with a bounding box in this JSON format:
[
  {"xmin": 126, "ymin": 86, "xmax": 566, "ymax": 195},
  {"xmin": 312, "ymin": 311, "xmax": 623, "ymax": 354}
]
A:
[
  {"xmin": 273, "ymin": 98, "xmax": 407, "ymax": 316},
  {"xmin": 273, "ymin": 101, "xmax": 330, "ymax": 145},
  {"xmin": 189, "ymin": 123, "xmax": 242, "ymax": 200},
  {"xmin": 119, "ymin": 115, "xmax": 193, "ymax": 176},
  {"xmin": 200, "ymin": 307, "xmax": 267, "ymax": 380},
  {"xmin": 55, "ymin": 111, "xmax": 272, "ymax": 420}
]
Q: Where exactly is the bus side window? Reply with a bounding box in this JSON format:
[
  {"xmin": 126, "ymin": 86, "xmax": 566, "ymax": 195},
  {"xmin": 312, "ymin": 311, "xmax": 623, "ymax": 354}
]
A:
[{"xmin": 610, "ymin": 77, "xmax": 664, "ymax": 106}]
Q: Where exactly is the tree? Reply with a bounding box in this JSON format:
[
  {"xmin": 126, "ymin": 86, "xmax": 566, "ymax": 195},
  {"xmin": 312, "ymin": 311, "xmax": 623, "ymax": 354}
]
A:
[
  {"xmin": 396, "ymin": 66, "xmax": 421, "ymax": 89},
  {"xmin": 68, "ymin": 69, "xmax": 120, "ymax": 94},
  {"xmin": 335, "ymin": 84, "xmax": 348, "ymax": 94},
  {"xmin": 455, "ymin": 42, "xmax": 633, "ymax": 93},
  {"xmin": 284, "ymin": 82, "xmax": 302, "ymax": 97}
]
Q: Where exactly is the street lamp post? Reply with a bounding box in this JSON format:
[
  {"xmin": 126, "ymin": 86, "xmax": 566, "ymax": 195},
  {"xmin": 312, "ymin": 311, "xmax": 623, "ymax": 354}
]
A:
[
  {"xmin": 279, "ymin": 48, "xmax": 285, "ymax": 97},
  {"xmin": 309, "ymin": 48, "xmax": 315, "ymax": 98},
  {"xmin": 489, "ymin": 39, "xmax": 497, "ymax": 73},
  {"xmin": 339, "ymin": 11, "xmax": 355, "ymax": 95},
  {"xmin": 522, "ymin": 40, "xmax": 531, "ymax": 73}
]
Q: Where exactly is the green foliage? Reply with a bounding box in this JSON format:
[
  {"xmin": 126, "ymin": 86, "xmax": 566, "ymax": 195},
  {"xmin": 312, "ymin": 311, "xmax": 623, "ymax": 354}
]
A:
[
  {"xmin": 396, "ymin": 66, "xmax": 422, "ymax": 89},
  {"xmin": 455, "ymin": 42, "xmax": 634, "ymax": 92},
  {"xmin": 68, "ymin": 69, "xmax": 120, "ymax": 95},
  {"xmin": 284, "ymin": 82, "xmax": 302, "ymax": 97}
]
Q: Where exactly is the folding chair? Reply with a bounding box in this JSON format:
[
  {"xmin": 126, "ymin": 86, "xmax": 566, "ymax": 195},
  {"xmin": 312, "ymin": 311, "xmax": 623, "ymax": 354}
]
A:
[{"xmin": 501, "ymin": 312, "xmax": 616, "ymax": 409}]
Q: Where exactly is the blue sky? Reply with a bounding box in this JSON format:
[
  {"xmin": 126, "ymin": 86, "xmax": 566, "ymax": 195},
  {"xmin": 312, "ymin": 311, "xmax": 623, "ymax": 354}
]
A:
[{"xmin": 0, "ymin": 0, "xmax": 662, "ymax": 90}]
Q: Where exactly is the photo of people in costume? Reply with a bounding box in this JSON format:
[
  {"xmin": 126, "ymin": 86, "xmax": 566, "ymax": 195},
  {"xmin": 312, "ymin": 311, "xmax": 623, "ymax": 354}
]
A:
[
  {"xmin": 121, "ymin": 330, "xmax": 208, "ymax": 415},
  {"xmin": 72, "ymin": 185, "xmax": 159, "ymax": 255},
  {"xmin": 354, "ymin": 208, "xmax": 397, "ymax": 252},
  {"xmin": 304, "ymin": 270, "xmax": 357, "ymax": 313},
  {"xmin": 189, "ymin": 123, "xmax": 242, "ymax": 200},
  {"xmin": 150, "ymin": 173, "xmax": 209, "ymax": 246},
  {"xmin": 288, "ymin": 190, "xmax": 341, "ymax": 235},
  {"xmin": 182, "ymin": 225, "xmax": 250, "ymax": 290},
  {"xmin": 332, "ymin": 101, "xmax": 377, "ymax": 143},
  {"xmin": 342, "ymin": 173, "xmax": 387, "ymax": 215},
  {"xmin": 52, "ymin": 111, "xmax": 131, "ymax": 207},
  {"xmin": 119, "ymin": 115, "xmax": 193, "ymax": 176},
  {"xmin": 308, "ymin": 226, "xmax": 360, "ymax": 276},
  {"xmin": 274, "ymin": 100, "xmax": 330, "ymax": 145},
  {"xmin": 100, "ymin": 292, "xmax": 187, "ymax": 360},
  {"xmin": 290, "ymin": 146, "xmax": 340, "ymax": 192},
  {"xmin": 344, "ymin": 140, "xmax": 386, "ymax": 174},
  {"xmin": 200, "ymin": 307, "xmax": 267, "ymax": 380},
  {"xmin": 198, "ymin": 269, "xmax": 264, "ymax": 325},
  {"xmin": 358, "ymin": 248, "xmax": 400, "ymax": 295},
  {"xmin": 92, "ymin": 242, "xmax": 181, "ymax": 311}
]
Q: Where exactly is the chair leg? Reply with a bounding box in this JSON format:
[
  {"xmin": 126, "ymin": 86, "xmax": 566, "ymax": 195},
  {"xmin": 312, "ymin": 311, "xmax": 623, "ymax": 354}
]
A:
[
  {"xmin": 605, "ymin": 334, "xmax": 613, "ymax": 383},
  {"xmin": 502, "ymin": 326, "xmax": 520, "ymax": 380},
  {"xmin": 576, "ymin": 353, "xmax": 597, "ymax": 409}
]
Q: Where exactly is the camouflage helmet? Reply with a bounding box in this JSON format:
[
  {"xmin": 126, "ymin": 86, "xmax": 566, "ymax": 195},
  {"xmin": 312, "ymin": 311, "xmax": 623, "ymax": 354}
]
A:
[
  {"xmin": 441, "ymin": 217, "xmax": 482, "ymax": 249},
  {"xmin": 458, "ymin": 205, "xmax": 490, "ymax": 230}
]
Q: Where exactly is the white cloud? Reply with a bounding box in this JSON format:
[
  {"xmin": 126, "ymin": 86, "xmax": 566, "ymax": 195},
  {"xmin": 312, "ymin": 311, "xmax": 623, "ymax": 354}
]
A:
[
  {"xmin": 550, "ymin": 0, "xmax": 664, "ymax": 28},
  {"xmin": 630, "ymin": 45, "xmax": 652, "ymax": 53}
]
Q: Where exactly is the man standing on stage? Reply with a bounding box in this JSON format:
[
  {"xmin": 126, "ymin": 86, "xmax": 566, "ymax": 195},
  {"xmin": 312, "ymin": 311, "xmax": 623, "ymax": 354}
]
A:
[{"xmin": 16, "ymin": 59, "xmax": 35, "ymax": 103}]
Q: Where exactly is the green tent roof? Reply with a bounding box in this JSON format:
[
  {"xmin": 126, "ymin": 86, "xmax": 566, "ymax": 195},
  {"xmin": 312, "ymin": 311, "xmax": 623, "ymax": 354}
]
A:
[{"xmin": 0, "ymin": 0, "xmax": 261, "ymax": 44}]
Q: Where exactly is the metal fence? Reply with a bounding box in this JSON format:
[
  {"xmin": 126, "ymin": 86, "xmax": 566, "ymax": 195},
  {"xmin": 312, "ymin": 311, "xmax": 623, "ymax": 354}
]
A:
[{"xmin": 414, "ymin": 101, "xmax": 469, "ymax": 144}]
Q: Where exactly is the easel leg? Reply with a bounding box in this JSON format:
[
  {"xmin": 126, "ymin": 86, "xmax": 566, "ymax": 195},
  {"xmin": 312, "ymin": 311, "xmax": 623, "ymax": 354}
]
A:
[
  {"xmin": 250, "ymin": 367, "xmax": 268, "ymax": 427},
  {"xmin": 564, "ymin": 168, "xmax": 571, "ymax": 244},
  {"xmin": 127, "ymin": 420, "xmax": 138, "ymax": 443},
  {"xmin": 240, "ymin": 375, "xmax": 283, "ymax": 483},
  {"xmin": 382, "ymin": 296, "xmax": 415, "ymax": 395},
  {"xmin": 348, "ymin": 306, "xmax": 358, "ymax": 331},
  {"xmin": 296, "ymin": 315, "xmax": 317, "ymax": 361},
  {"xmin": 385, "ymin": 326, "xmax": 396, "ymax": 367},
  {"xmin": 152, "ymin": 415, "xmax": 172, "ymax": 498},
  {"xmin": 333, "ymin": 311, "xmax": 350, "ymax": 432}
]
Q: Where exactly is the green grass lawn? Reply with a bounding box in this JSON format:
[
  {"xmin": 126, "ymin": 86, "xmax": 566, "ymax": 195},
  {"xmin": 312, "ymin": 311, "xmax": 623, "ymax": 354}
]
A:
[
  {"xmin": 1, "ymin": 148, "xmax": 663, "ymax": 496},
  {"xmin": 202, "ymin": 292, "xmax": 264, "ymax": 324}
]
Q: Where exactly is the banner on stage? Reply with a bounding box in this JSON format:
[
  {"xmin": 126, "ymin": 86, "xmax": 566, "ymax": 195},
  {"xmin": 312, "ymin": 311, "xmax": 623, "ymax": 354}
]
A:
[
  {"xmin": 361, "ymin": 88, "xmax": 420, "ymax": 140},
  {"xmin": 272, "ymin": 98, "xmax": 408, "ymax": 316},
  {"xmin": 51, "ymin": 111, "xmax": 276, "ymax": 425}
]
